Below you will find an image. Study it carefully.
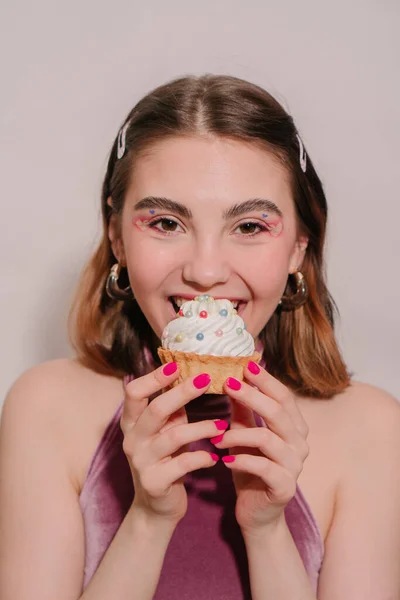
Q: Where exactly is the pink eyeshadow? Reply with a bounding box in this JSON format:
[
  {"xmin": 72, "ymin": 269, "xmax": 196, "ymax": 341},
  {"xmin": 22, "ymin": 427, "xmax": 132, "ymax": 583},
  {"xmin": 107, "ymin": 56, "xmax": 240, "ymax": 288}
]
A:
[
  {"xmin": 267, "ymin": 219, "xmax": 283, "ymax": 237},
  {"xmin": 132, "ymin": 216, "xmax": 150, "ymax": 231}
]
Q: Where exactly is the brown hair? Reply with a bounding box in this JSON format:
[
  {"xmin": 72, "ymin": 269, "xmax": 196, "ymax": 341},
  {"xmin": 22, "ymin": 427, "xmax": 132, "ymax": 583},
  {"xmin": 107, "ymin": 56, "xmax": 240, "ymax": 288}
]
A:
[{"xmin": 68, "ymin": 74, "xmax": 352, "ymax": 399}]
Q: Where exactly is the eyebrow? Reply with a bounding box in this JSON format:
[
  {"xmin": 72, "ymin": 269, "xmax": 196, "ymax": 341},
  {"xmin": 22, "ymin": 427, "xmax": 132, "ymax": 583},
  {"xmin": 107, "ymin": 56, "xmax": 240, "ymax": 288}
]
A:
[{"xmin": 133, "ymin": 196, "xmax": 283, "ymax": 219}]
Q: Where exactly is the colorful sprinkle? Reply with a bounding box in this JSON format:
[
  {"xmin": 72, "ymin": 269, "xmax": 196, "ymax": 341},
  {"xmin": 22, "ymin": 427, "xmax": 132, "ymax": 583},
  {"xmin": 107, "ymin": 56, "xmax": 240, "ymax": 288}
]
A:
[
  {"xmin": 185, "ymin": 310, "xmax": 193, "ymax": 318},
  {"xmin": 178, "ymin": 309, "xmax": 184, "ymax": 316},
  {"xmin": 220, "ymin": 309, "xmax": 228, "ymax": 317},
  {"xmin": 196, "ymin": 333, "xmax": 204, "ymax": 341},
  {"xmin": 236, "ymin": 327, "xmax": 243, "ymax": 335},
  {"xmin": 175, "ymin": 333, "xmax": 185, "ymax": 342},
  {"xmin": 215, "ymin": 328, "xmax": 223, "ymax": 337},
  {"xmin": 199, "ymin": 310, "xmax": 208, "ymax": 318}
]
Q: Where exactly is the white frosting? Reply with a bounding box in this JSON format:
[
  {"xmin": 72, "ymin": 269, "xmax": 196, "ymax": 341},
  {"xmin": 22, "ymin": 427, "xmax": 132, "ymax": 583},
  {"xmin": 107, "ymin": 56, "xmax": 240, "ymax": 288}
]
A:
[{"xmin": 161, "ymin": 296, "xmax": 255, "ymax": 357}]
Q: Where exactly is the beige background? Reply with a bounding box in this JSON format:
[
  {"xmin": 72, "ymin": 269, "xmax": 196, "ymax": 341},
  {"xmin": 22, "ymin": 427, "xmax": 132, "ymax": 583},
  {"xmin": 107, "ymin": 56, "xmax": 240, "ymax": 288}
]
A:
[{"xmin": 1, "ymin": 0, "xmax": 399, "ymax": 406}]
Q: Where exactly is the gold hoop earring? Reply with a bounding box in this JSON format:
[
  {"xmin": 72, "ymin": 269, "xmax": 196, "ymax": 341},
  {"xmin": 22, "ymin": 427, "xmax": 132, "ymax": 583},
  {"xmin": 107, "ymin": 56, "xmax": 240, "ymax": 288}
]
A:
[
  {"xmin": 278, "ymin": 271, "xmax": 308, "ymax": 310},
  {"xmin": 105, "ymin": 263, "xmax": 133, "ymax": 301}
]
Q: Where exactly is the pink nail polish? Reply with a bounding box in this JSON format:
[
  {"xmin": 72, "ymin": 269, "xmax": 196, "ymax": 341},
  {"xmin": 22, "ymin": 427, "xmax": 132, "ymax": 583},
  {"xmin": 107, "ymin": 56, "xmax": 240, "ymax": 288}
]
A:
[
  {"xmin": 210, "ymin": 453, "xmax": 219, "ymax": 462},
  {"xmin": 210, "ymin": 434, "xmax": 224, "ymax": 444},
  {"xmin": 162, "ymin": 362, "xmax": 178, "ymax": 376},
  {"xmin": 214, "ymin": 419, "xmax": 228, "ymax": 431},
  {"xmin": 226, "ymin": 377, "xmax": 241, "ymax": 391},
  {"xmin": 247, "ymin": 361, "xmax": 260, "ymax": 375},
  {"xmin": 193, "ymin": 373, "xmax": 211, "ymax": 389},
  {"xmin": 222, "ymin": 455, "xmax": 236, "ymax": 463}
]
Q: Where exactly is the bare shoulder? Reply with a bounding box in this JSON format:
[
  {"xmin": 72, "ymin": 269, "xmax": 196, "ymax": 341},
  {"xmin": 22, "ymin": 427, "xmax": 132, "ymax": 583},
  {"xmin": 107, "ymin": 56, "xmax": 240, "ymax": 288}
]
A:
[
  {"xmin": 5, "ymin": 357, "xmax": 122, "ymax": 398},
  {"xmin": 324, "ymin": 379, "xmax": 400, "ymax": 468},
  {"xmin": 296, "ymin": 379, "xmax": 399, "ymax": 459},
  {"xmin": 0, "ymin": 361, "xmax": 124, "ymax": 597},
  {"xmin": 335, "ymin": 379, "xmax": 400, "ymax": 437},
  {"xmin": 3, "ymin": 358, "xmax": 124, "ymax": 425},
  {"xmin": 326, "ymin": 378, "xmax": 400, "ymax": 521},
  {"xmin": 316, "ymin": 381, "xmax": 400, "ymax": 594},
  {"xmin": 296, "ymin": 379, "xmax": 400, "ymax": 541},
  {"xmin": 3, "ymin": 358, "xmax": 124, "ymax": 492},
  {"xmin": 346, "ymin": 378, "xmax": 399, "ymax": 409}
]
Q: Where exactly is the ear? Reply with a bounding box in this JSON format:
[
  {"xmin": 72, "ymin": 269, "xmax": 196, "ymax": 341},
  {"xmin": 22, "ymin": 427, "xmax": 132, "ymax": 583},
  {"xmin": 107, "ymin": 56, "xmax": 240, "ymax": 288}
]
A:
[
  {"xmin": 288, "ymin": 235, "xmax": 309, "ymax": 274},
  {"xmin": 107, "ymin": 196, "xmax": 126, "ymax": 265}
]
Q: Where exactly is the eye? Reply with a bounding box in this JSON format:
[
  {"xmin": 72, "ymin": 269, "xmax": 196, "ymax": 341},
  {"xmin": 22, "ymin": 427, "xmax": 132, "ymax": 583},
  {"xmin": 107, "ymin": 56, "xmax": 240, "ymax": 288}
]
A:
[
  {"xmin": 234, "ymin": 221, "xmax": 269, "ymax": 237},
  {"xmin": 148, "ymin": 217, "xmax": 184, "ymax": 235}
]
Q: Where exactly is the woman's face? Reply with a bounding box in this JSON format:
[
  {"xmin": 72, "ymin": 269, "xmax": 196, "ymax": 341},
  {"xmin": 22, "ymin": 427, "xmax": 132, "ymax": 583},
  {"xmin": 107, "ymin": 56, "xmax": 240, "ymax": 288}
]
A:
[{"xmin": 110, "ymin": 135, "xmax": 308, "ymax": 341}]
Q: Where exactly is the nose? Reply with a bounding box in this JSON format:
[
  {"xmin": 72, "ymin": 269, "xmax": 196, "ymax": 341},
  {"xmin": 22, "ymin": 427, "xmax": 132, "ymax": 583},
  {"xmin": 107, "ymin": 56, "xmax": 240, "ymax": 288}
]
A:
[{"xmin": 182, "ymin": 241, "xmax": 231, "ymax": 289}]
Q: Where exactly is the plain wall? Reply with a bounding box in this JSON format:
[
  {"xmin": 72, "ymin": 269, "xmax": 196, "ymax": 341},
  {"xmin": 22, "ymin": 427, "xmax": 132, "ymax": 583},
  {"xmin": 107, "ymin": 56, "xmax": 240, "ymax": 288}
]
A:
[{"xmin": 1, "ymin": 0, "xmax": 399, "ymax": 405}]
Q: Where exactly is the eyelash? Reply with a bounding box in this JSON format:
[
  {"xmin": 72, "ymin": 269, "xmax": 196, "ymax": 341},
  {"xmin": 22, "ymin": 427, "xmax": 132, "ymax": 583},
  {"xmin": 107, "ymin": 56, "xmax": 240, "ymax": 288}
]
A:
[{"xmin": 146, "ymin": 217, "xmax": 271, "ymax": 237}]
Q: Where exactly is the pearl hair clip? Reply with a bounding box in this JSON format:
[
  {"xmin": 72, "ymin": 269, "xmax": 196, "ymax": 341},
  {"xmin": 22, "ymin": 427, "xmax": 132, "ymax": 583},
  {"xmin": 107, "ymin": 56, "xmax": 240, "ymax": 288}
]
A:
[
  {"xmin": 296, "ymin": 134, "xmax": 307, "ymax": 173},
  {"xmin": 117, "ymin": 120, "xmax": 131, "ymax": 159},
  {"xmin": 117, "ymin": 119, "xmax": 307, "ymax": 174}
]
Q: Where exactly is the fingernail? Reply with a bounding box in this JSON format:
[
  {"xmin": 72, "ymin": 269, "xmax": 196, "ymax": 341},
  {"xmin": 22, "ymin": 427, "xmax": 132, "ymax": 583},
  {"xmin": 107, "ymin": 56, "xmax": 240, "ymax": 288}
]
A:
[
  {"xmin": 214, "ymin": 419, "xmax": 229, "ymax": 431},
  {"xmin": 210, "ymin": 434, "xmax": 224, "ymax": 444},
  {"xmin": 193, "ymin": 373, "xmax": 211, "ymax": 389},
  {"xmin": 222, "ymin": 455, "xmax": 236, "ymax": 463},
  {"xmin": 162, "ymin": 362, "xmax": 178, "ymax": 376},
  {"xmin": 209, "ymin": 453, "xmax": 219, "ymax": 462},
  {"xmin": 247, "ymin": 361, "xmax": 260, "ymax": 375},
  {"xmin": 226, "ymin": 377, "xmax": 241, "ymax": 391}
]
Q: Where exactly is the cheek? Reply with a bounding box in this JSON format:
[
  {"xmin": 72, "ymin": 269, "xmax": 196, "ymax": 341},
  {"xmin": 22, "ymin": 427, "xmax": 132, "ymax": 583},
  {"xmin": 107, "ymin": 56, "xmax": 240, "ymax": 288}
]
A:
[
  {"xmin": 232, "ymin": 242, "xmax": 290, "ymax": 292},
  {"xmin": 124, "ymin": 234, "xmax": 177, "ymax": 292},
  {"xmin": 250, "ymin": 262, "xmax": 287, "ymax": 299}
]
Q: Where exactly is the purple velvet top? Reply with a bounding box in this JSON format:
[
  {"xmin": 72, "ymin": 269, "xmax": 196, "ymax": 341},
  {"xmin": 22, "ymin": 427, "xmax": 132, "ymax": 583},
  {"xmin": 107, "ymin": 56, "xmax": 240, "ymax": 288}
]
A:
[{"xmin": 79, "ymin": 380, "xmax": 324, "ymax": 598}]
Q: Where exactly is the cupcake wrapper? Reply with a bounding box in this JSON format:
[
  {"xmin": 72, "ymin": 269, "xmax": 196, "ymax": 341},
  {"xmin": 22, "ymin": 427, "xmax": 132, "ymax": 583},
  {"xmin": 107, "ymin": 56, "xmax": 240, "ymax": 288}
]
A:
[{"xmin": 157, "ymin": 348, "xmax": 262, "ymax": 394}]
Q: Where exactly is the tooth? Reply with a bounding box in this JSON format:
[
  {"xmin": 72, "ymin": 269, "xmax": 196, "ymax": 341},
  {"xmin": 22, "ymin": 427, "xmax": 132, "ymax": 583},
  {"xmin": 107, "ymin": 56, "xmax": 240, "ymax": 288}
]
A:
[{"xmin": 173, "ymin": 297, "xmax": 186, "ymax": 307}]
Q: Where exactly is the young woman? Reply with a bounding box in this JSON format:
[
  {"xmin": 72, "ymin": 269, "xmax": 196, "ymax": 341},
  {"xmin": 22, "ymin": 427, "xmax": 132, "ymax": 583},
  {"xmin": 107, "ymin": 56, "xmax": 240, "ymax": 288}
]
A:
[{"xmin": 1, "ymin": 74, "xmax": 399, "ymax": 600}]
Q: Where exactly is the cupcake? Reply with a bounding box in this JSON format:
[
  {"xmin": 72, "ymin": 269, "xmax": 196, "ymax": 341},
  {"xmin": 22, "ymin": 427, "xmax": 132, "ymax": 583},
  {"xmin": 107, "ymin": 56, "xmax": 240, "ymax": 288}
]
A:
[{"xmin": 157, "ymin": 295, "xmax": 262, "ymax": 394}]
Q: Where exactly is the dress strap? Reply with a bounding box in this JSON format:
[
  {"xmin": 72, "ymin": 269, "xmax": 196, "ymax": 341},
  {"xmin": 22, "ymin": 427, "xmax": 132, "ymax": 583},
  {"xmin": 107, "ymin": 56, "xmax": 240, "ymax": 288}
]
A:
[
  {"xmin": 293, "ymin": 484, "xmax": 325, "ymax": 557},
  {"xmin": 79, "ymin": 392, "xmax": 125, "ymax": 504},
  {"xmin": 81, "ymin": 373, "xmax": 135, "ymax": 498}
]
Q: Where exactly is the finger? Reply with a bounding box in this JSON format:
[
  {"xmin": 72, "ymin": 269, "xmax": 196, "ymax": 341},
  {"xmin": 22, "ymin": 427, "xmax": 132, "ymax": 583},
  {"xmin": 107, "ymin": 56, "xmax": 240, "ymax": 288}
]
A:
[
  {"xmin": 135, "ymin": 373, "xmax": 212, "ymax": 439},
  {"xmin": 224, "ymin": 378, "xmax": 300, "ymax": 446},
  {"xmin": 244, "ymin": 362, "xmax": 309, "ymax": 437},
  {"xmin": 141, "ymin": 450, "xmax": 219, "ymax": 498},
  {"xmin": 121, "ymin": 362, "xmax": 180, "ymax": 435},
  {"xmin": 212, "ymin": 427, "xmax": 306, "ymax": 476},
  {"xmin": 229, "ymin": 395, "xmax": 257, "ymax": 430},
  {"xmin": 149, "ymin": 419, "xmax": 229, "ymax": 463},
  {"xmin": 222, "ymin": 454, "xmax": 297, "ymax": 505}
]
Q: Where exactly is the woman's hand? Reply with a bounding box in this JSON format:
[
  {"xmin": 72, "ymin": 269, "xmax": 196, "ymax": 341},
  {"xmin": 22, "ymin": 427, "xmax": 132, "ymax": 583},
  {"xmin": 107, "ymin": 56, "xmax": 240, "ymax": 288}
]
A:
[
  {"xmin": 121, "ymin": 364, "xmax": 227, "ymax": 526},
  {"xmin": 213, "ymin": 361, "xmax": 310, "ymax": 536}
]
